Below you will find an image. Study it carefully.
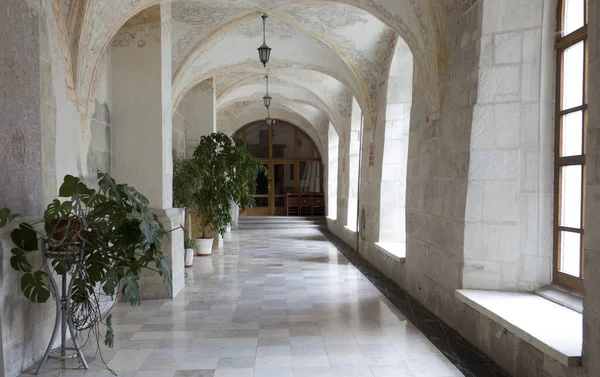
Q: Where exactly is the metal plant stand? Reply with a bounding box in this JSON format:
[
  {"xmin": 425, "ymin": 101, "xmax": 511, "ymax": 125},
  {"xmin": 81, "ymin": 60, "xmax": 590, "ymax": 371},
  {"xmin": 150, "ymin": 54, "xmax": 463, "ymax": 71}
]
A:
[{"xmin": 35, "ymin": 242, "xmax": 89, "ymax": 375}]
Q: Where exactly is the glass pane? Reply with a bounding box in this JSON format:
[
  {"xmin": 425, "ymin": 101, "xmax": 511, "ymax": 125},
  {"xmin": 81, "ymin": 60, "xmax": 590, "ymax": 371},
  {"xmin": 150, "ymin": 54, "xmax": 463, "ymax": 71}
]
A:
[
  {"xmin": 245, "ymin": 124, "xmax": 270, "ymax": 158},
  {"xmin": 299, "ymin": 161, "xmax": 321, "ymax": 192},
  {"xmin": 563, "ymin": 0, "xmax": 585, "ymax": 35},
  {"xmin": 560, "ymin": 165, "xmax": 583, "ymax": 228},
  {"xmin": 274, "ymin": 197, "xmax": 285, "ymax": 208},
  {"xmin": 559, "ymin": 231, "xmax": 581, "ymax": 277},
  {"xmin": 255, "ymin": 164, "xmax": 269, "ymax": 195},
  {"xmin": 561, "ymin": 111, "xmax": 583, "ymax": 156},
  {"xmin": 297, "ymin": 132, "xmax": 317, "ymax": 158},
  {"xmin": 273, "ymin": 164, "xmax": 295, "ymax": 194},
  {"xmin": 254, "ymin": 197, "xmax": 268, "ymax": 208},
  {"xmin": 562, "ymin": 42, "xmax": 584, "ymax": 110},
  {"xmin": 271, "ymin": 125, "xmax": 295, "ymax": 158}
]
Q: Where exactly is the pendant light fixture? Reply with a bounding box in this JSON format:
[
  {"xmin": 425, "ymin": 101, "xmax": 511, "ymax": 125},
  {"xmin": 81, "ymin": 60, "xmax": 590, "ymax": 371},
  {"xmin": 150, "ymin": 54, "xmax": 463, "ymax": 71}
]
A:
[
  {"xmin": 266, "ymin": 106, "xmax": 273, "ymax": 125},
  {"xmin": 263, "ymin": 75, "xmax": 272, "ymax": 108},
  {"xmin": 257, "ymin": 14, "xmax": 272, "ymax": 67},
  {"xmin": 264, "ymin": 75, "xmax": 273, "ymax": 124}
]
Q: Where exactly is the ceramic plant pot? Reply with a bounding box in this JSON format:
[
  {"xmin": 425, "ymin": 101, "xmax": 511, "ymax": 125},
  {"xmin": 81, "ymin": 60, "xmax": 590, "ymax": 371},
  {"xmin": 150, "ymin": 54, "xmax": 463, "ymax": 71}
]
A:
[
  {"xmin": 195, "ymin": 238, "xmax": 214, "ymax": 256},
  {"xmin": 185, "ymin": 248, "xmax": 195, "ymax": 267}
]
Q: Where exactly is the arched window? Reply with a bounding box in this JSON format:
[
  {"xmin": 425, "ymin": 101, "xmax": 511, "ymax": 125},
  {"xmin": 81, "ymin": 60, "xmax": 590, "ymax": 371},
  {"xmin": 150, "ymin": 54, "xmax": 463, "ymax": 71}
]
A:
[
  {"xmin": 378, "ymin": 39, "xmax": 412, "ymax": 253},
  {"xmin": 328, "ymin": 123, "xmax": 339, "ymax": 219},
  {"xmin": 347, "ymin": 98, "xmax": 362, "ymax": 231},
  {"xmin": 554, "ymin": 0, "xmax": 588, "ymax": 292}
]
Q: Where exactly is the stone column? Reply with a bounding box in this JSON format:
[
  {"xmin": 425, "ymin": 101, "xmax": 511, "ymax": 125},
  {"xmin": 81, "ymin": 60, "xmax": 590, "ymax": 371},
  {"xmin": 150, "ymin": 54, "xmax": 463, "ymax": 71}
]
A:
[
  {"xmin": 110, "ymin": 4, "xmax": 184, "ymax": 298},
  {"xmin": 183, "ymin": 78, "xmax": 217, "ymax": 157}
]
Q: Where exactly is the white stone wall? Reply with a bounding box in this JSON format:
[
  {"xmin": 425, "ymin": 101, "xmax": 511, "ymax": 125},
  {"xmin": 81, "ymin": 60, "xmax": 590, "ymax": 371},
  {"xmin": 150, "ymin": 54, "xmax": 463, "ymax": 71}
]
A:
[{"xmin": 463, "ymin": 0, "xmax": 555, "ymax": 291}]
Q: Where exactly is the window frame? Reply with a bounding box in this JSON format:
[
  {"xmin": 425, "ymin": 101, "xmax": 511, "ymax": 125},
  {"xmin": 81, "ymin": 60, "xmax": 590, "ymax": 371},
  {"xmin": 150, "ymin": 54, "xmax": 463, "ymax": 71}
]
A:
[{"xmin": 553, "ymin": 0, "xmax": 588, "ymax": 293}]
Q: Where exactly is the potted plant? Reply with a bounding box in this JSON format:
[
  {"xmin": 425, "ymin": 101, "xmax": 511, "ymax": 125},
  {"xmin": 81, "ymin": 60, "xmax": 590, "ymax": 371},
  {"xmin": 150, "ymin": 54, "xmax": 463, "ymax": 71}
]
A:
[
  {"xmin": 183, "ymin": 228, "xmax": 195, "ymax": 267},
  {"xmin": 189, "ymin": 133, "xmax": 267, "ymax": 255},
  {"xmin": 173, "ymin": 157, "xmax": 211, "ymax": 256},
  {"xmin": 0, "ymin": 171, "xmax": 174, "ymax": 352}
]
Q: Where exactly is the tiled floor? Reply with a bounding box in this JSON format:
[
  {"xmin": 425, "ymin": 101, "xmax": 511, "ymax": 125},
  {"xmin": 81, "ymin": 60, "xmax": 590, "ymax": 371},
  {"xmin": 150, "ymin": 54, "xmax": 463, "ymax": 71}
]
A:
[{"xmin": 25, "ymin": 227, "xmax": 473, "ymax": 377}]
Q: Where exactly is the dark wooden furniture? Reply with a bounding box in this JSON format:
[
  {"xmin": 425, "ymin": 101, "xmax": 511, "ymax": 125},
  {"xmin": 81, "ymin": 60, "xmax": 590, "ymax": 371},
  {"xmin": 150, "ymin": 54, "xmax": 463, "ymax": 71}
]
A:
[
  {"xmin": 287, "ymin": 192, "xmax": 324, "ymax": 216},
  {"xmin": 286, "ymin": 193, "xmax": 299, "ymax": 216}
]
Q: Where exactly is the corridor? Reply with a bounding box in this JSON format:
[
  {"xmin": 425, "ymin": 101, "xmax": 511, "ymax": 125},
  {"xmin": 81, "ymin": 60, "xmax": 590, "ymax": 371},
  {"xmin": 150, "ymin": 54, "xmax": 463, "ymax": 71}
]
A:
[{"xmin": 26, "ymin": 227, "xmax": 465, "ymax": 377}]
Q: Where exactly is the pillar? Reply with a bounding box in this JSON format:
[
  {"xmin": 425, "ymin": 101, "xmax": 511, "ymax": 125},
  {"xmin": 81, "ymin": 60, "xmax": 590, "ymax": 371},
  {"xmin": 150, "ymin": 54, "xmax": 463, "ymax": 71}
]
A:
[
  {"xmin": 110, "ymin": 4, "xmax": 184, "ymax": 299},
  {"xmin": 183, "ymin": 78, "xmax": 217, "ymax": 157}
]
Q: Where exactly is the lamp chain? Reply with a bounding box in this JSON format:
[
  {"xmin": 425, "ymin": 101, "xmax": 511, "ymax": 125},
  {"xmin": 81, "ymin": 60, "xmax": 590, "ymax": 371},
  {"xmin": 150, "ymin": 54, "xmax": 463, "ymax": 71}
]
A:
[{"xmin": 262, "ymin": 14, "xmax": 267, "ymax": 45}]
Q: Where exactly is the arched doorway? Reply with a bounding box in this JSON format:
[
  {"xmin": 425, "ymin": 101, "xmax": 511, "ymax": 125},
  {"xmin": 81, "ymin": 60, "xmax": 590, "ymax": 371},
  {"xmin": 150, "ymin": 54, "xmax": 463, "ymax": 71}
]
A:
[{"xmin": 236, "ymin": 121, "xmax": 324, "ymax": 216}]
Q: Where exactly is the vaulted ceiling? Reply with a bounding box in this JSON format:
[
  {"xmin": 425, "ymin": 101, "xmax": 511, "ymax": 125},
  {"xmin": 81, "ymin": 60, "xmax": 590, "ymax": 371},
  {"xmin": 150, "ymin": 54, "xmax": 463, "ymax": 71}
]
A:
[{"xmin": 54, "ymin": 0, "xmax": 474, "ymax": 137}]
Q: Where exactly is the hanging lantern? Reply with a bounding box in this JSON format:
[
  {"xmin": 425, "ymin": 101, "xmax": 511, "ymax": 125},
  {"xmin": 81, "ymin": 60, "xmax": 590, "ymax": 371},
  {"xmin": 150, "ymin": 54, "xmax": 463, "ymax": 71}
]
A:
[
  {"xmin": 266, "ymin": 105, "xmax": 272, "ymax": 125},
  {"xmin": 263, "ymin": 75, "xmax": 272, "ymax": 108},
  {"xmin": 263, "ymin": 94, "xmax": 272, "ymax": 108},
  {"xmin": 258, "ymin": 14, "xmax": 272, "ymax": 67}
]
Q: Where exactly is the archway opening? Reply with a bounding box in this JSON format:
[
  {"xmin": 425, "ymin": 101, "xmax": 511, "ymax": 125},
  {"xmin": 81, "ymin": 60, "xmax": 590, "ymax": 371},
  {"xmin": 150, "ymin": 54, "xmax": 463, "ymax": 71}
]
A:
[
  {"xmin": 235, "ymin": 121, "xmax": 324, "ymax": 216},
  {"xmin": 347, "ymin": 97, "xmax": 363, "ymax": 231},
  {"xmin": 377, "ymin": 39, "xmax": 413, "ymax": 252},
  {"xmin": 328, "ymin": 122, "xmax": 339, "ymax": 220}
]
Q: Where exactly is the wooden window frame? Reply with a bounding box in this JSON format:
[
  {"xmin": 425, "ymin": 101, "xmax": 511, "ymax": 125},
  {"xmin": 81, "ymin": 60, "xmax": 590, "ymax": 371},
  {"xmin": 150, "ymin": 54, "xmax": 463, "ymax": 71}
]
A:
[{"xmin": 553, "ymin": 0, "xmax": 588, "ymax": 293}]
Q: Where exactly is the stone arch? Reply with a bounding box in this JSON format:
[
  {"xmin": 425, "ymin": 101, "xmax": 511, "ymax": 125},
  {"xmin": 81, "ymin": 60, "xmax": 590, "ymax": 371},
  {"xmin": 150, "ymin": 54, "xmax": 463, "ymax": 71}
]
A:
[{"xmin": 222, "ymin": 103, "xmax": 327, "ymax": 158}]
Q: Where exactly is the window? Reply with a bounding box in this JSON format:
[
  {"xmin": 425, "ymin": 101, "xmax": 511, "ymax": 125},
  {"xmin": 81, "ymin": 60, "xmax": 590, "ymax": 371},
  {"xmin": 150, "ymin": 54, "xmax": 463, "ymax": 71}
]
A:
[
  {"xmin": 553, "ymin": 0, "xmax": 588, "ymax": 292},
  {"xmin": 347, "ymin": 98, "xmax": 362, "ymax": 231},
  {"xmin": 378, "ymin": 38, "xmax": 412, "ymax": 248},
  {"xmin": 328, "ymin": 123, "xmax": 339, "ymax": 219}
]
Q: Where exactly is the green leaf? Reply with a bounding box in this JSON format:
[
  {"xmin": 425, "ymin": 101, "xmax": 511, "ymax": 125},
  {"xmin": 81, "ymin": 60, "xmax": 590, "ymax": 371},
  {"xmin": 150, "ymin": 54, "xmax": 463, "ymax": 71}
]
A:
[
  {"xmin": 21, "ymin": 271, "xmax": 52, "ymax": 303},
  {"xmin": 10, "ymin": 224, "xmax": 38, "ymax": 251},
  {"xmin": 97, "ymin": 171, "xmax": 121, "ymax": 201},
  {"xmin": 104, "ymin": 314, "xmax": 114, "ymax": 348},
  {"xmin": 123, "ymin": 276, "xmax": 142, "ymax": 306},
  {"xmin": 58, "ymin": 175, "xmax": 92, "ymax": 197},
  {"xmin": 10, "ymin": 248, "xmax": 32, "ymax": 272},
  {"xmin": 102, "ymin": 269, "xmax": 120, "ymax": 296},
  {"xmin": 44, "ymin": 200, "xmax": 72, "ymax": 220},
  {"xmin": 156, "ymin": 258, "xmax": 173, "ymax": 297},
  {"xmin": 0, "ymin": 208, "xmax": 19, "ymax": 228},
  {"xmin": 51, "ymin": 259, "xmax": 65, "ymax": 275}
]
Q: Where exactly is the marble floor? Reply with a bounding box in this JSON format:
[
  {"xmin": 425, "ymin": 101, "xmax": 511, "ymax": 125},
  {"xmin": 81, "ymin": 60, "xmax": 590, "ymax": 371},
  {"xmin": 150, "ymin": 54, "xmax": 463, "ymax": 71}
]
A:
[{"xmin": 25, "ymin": 227, "xmax": 466, "ymax": 377}]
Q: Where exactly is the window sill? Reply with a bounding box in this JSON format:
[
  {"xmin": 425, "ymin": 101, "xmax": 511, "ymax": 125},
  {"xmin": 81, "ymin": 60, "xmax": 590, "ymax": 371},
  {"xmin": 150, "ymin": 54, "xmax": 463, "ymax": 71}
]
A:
[
  {"xmin": 326, "ymin": 216, "xmax": 337, "ymax": 222},
  {"xmin": 374, "ymin": 242, "xmax": 406, "ymax": 262},
  {"xmin": 535, "ymin": 286, "xmax": 583, "ymax": 313},
  {"xmin": 344, "ymin": 225, "xmax": 357, "ymax": 234},
  {"xmin": 455, "ymin": 289, "xmax": 582, "ymax": 367}
]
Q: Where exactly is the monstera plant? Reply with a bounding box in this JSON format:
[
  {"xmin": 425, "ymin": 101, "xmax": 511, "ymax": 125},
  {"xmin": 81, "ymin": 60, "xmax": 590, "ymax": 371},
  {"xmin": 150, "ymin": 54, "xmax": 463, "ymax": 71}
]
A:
[{"xmin": 0, "ymin": 171, "xmax": 173, "ymax": 348}]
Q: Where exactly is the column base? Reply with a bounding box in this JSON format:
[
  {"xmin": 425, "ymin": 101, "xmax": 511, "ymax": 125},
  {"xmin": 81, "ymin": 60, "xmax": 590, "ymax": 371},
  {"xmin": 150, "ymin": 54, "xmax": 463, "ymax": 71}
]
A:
[{"xmin": 139, "ymin": 208, "xmax": 185, "ymax": 300}]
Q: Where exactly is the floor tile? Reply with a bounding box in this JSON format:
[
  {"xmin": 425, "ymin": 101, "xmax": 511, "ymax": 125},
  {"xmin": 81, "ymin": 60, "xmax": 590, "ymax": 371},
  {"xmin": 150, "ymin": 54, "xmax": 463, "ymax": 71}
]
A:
[
  {"xmin": 293, "ymin": 367, "xmax": 334, "ymax": 377},
  {"xmin": 254, "ymin": 367, "xmax": 294, "ymax": 377},
  {"xmin": 217, "ymin": 357, "xmax": 256, "ymax": 368},
  {"xmin": 174, "ymin": 371, "xmax": 215, "ymax": 377}
]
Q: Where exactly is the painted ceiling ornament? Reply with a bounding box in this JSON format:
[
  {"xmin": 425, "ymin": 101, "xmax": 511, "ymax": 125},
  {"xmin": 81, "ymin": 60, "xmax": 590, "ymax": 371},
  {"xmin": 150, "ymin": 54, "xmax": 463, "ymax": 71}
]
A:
[
  {"xmin": 263, "ymin": 75, "xmax": 272, "ymax": 108},
  {"xmin": 257, "ymin": 13, "xmax": 272, "ymax": 67}
]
